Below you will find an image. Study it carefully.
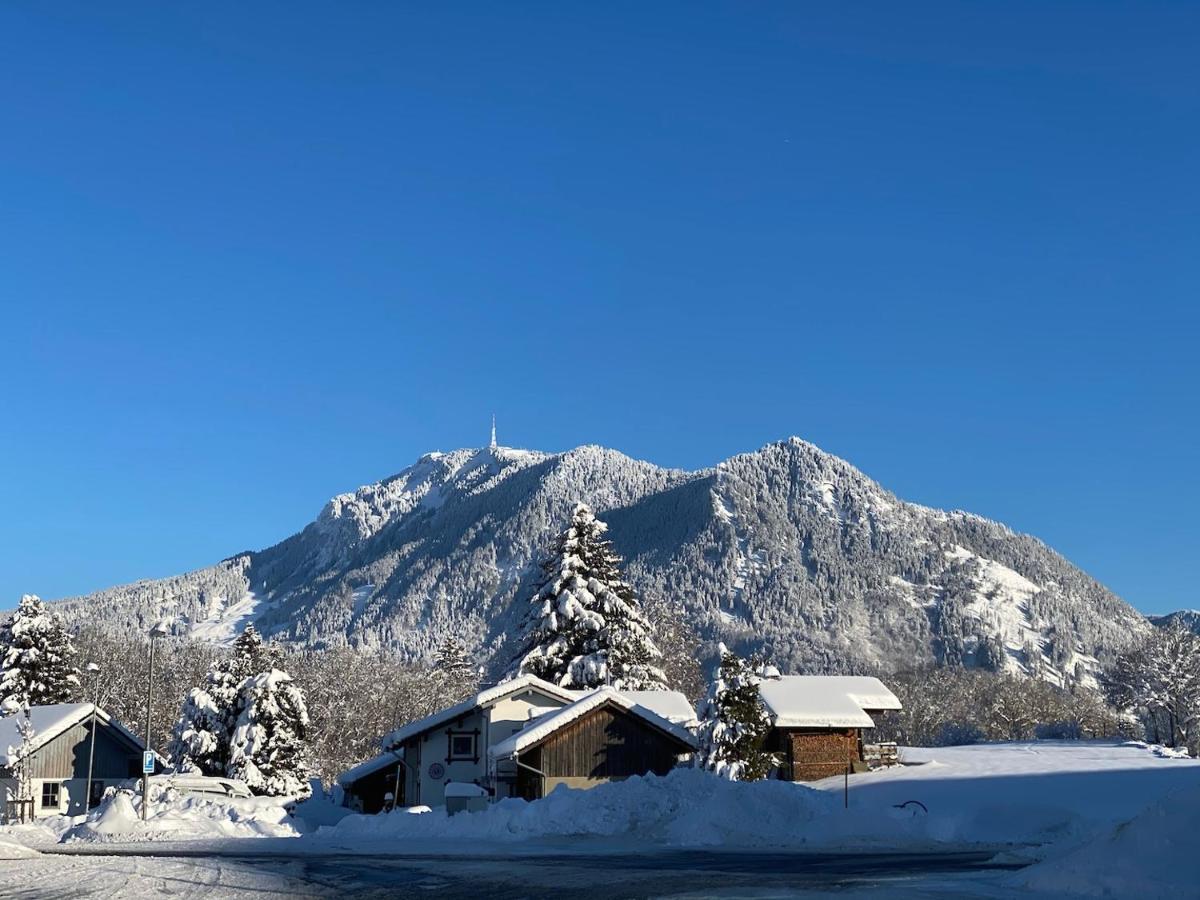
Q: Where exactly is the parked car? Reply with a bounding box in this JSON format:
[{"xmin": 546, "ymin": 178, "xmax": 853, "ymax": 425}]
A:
[{"xmin": 121, "ymin": 774, "xmax": 254, "ymax": 800}]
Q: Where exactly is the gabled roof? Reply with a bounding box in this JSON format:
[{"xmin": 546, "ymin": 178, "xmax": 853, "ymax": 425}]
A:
[
  {"xmin": 337, "ymin": 749, "xmax": 404, "ymax": 786},
  {"xmin": 757, "ymin": 676, "xmax": 901, "ymax": 729},
  {"xmin": 569, "ymin": 689, "xmax": 697, "ymax": 726},
  {"xmin": 380, "ymin": 675, "xmax": 577, "ymax": 750},
  {"xmin": 489, "ymin": 687, "xmax": 698, "ymax": 760},
  {"xmin": 0, "ymin": 703, "xmax": 144, "ymax": 767}
]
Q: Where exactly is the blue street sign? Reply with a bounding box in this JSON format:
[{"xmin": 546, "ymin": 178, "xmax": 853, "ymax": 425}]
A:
[{"xmin": 142, "ymin": 751, "xmax": 155, "ymax": 774}]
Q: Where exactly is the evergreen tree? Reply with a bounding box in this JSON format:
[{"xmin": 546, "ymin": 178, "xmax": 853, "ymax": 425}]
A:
[
  {"xmin": 169, "ymin": 624, "xmax": 312, "ymax": 791},
  {"xmin": 0, "ymin": 595, "xmax": 80, "ymax": 710},
  {"xmin": 434, "ymin": 636, "xmax": 479, "ymax": 702},
  {"xmin": 515, "ymin": 503, "xmax": 667, "ymax": 690},
  {"xmin": 228, "ymin": 669, "xmax": 312, "ymax": 797},
  {"xmin": 169, "ymin": 687, "xmax": 229, "ymax": 775},
  {"xmin": 695, "ymin": 644, "xmax": 777, "ymax": 781}
]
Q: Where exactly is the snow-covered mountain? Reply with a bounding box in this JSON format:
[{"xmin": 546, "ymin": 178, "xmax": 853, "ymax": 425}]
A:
[
  {"xmin": 1150, "ymin": 610, "xmax": 1200, "ymax": 635},
  {"xmin": 54, "ymin": 438, "xmax": 1148, "ymax": 682}
]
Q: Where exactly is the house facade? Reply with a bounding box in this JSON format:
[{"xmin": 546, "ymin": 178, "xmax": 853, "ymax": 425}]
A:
[
  {"xmin": 1, "ymin": 704, "xmax": 147, "ymax": 819},
  {"xmin": 757, "ymin": 676, "xmax": 902, "ymax": 781},
  {"xmin": 339, "ymin": 676, "xmax": 697, "ymax": 812},
  {"xmin": 489, "ymin": 688, "xmax": 698, "ymax": 800}
]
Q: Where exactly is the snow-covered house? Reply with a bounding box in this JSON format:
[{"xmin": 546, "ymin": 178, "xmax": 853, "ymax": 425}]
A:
[
  {"xmin": 489, "ymin": 687, "xmax": 697, "ymax": 800},
  {"xmin": 337, "ymin": 676, "xmax": 696, "ymax": 812},
  {"xmin": 0, "ymin": 704, "xmax": 147, "ymax": 818},
  {"xmin": 757, "ymin": 676, "xmax": 901, "ymax": 781}
]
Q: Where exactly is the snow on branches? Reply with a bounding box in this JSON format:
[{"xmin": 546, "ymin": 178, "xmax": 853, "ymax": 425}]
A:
[
  {"xmin": 0, "ymin": 594, "xmax": 80, "ymax": 711},
  {"xmin": 516, "ymin": 503, "xmax": 667, "ymax": 690},
  {"xmin": 170, "ymin": 625, "xmax": 311, "ymax": 795},
  {"xmin": 695, "ymin": 644, "xmax": 778, "ymax": 781},
  {"xmin": 1107, "ymin": 622, "xmax": 1200, "ymax": 756}
]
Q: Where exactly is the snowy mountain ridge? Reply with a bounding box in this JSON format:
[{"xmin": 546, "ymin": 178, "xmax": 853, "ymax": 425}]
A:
[{"xmin": 53, "ymin": 437, "xmax": 1148, "ymax": 682}]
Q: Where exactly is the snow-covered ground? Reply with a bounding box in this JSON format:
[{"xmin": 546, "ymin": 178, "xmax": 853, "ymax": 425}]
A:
[{"xmin": 1, "ymin": 741, "xmax": 1196, "ymax": 896}]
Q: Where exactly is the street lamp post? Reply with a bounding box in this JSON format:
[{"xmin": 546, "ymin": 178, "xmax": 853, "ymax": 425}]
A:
[
  {"xmin": 141, "ymin": 621, "xmax": 171, "ymax": 822},
  {"xmin": 83, "ymin": 662, "xmax": 101, "ymax": 818}
]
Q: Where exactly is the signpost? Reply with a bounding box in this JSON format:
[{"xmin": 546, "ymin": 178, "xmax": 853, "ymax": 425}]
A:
[{"xmin": 141, "ymin": 621, "xmax": 170, "ymax": 821}]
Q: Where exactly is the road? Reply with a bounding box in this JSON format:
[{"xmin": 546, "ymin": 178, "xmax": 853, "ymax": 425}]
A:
[{"xmin": 29, "ymin": 847, "xmax": 1029, "ymax": 898}]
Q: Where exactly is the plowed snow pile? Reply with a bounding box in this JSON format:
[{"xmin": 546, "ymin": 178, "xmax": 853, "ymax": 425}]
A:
[
  {"xmin": 1012, "ymin": 782, "xmax": 1200, "ymax": 896},
  {"xmin": 325, "ymin": 768, "xmax": 922, "ymax": 848},
  {"xmin": 64, "ymin": 790, "xmax": 299, "ymax": 843}
]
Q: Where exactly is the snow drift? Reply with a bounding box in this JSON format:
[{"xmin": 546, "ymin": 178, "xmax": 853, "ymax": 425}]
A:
[{"xmin": 64, "ymin": 789, "xmax": 299, "ymax": 843}]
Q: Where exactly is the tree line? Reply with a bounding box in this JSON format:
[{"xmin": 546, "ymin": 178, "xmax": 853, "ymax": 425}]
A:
[{"xmin": 3, "ymin": 504, "xmax": 1197, "ymax": 798}]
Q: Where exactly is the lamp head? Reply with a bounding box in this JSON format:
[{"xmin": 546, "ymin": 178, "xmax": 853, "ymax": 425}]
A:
[{"xmin": 149, "ymin": 620, "xmax": 171, "ymax": 639}]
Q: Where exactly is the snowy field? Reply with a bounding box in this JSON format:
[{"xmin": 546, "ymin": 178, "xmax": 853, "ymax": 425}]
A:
[{"xmin": 1, "ymin": 741, "xmax": 1196, "ymax": 897}]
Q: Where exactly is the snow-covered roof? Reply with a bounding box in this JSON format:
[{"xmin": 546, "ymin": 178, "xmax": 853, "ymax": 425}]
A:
[
  {"xmin": 380, "ymin": 675, "xmax": 578, "ymax": 750},
  {"xmin": 0, "ymin": 703, "xmax": 144, "ymax": 767},
  {"xmin": 563, "ymin": 689, "xmax": 697, "ymax": 725},
  {"xmin": 489, "ymin": 687, "xmax": 698, "ymax": 760},
  {"xmin": 337, "ymin": 749, "xmax": 404, "ymax": 786},
  {"xmin": 757, "ymin": 676, "xmax": 901, "ymax": 729},
  {"xmin": 610, "ymin": 691, "xmax": 697, "ymax": 726}
]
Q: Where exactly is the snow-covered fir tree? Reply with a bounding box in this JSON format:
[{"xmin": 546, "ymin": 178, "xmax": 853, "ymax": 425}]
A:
[
  {"xmin": 515, "ymin": 503, "xmax": 667, "ymax": 690},
  {"xmin": 0, "ymin": 595, "xmax": 80, "ymax": 711},
  {"xmin": 695, "ymin": 644, "xmax": 777, "ymax": 781},
  {"xmin": 228, "ymin": 668, "xmax": 312, "ymax": 797},
  {"xmin": 170, "ymin": 624, "xmax": 311, "ymax": 792}
]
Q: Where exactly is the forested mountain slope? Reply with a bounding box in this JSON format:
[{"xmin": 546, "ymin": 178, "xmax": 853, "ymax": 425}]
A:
[{"xmin": 54, "ymin": 438, "xmax": 1148, "ymax": 682}]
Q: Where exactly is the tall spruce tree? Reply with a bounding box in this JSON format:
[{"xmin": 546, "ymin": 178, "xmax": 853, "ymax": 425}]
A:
[
  {"xmin": 0, "ymin": 595, "xmax": 80, "ymax": 710},
  {"xmin": 515, "ymin": 503, "xmax": 667, "ymax": 690},
  {"xmin": 695, "ymin": 644, "xmax": 777, "ymax": 781},
  {"xmin": 228, "ymin": 668, "xmax": 312, "ymax": 797}
]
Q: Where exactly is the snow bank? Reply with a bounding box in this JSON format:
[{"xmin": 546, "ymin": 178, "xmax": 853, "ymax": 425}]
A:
[
  {"xmin": 63, "ymin": 789, "xmax": 300, "ymax": 844},
  {"xmin": 0, "ymin": 839, "xmax": 39, "ymax": 859},
  {"xmin": 317, "ymin": 740, "xmax": 1200, "ymax": 855},
  {"xmin": 815, "ymin": 741, "xmax": 1200, "ymax": 846},
  {"xmin": 324, "ymin": 768, "xmax": 924, "ymax": 849},
  {"xmin": 1013, "ymin": 782, "xmax": 1200, "ymax": 896}
]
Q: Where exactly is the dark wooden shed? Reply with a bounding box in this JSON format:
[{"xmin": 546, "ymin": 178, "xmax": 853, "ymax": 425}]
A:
[{"xmin": 490, "ymin": 693, "xmax": 698, "ymax": 801}]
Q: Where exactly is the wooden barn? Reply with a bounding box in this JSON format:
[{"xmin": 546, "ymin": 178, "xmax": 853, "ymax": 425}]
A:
[
  {"xmin": 757, "ymin": 676, "xmax": 902, "ymax": 781},
  {"xmin": 488, "ymin": 688, "xmax": 698, "ymax": 800},
  {"xmin": 0, "ymin": 703, "xmax": 147, "ymax": 819}
]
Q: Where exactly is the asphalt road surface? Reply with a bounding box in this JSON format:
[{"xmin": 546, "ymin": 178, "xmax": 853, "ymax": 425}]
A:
[{"xmin": 39, "ymin": 847, "xmax": 1028, "ymax": 898}]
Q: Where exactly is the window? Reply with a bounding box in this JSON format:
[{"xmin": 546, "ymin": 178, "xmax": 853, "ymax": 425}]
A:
[
  {"xmin": 448, "ymin": 732, "xmax": 477, "ymax": 760},
  {"xmin": 40, "ymin": 782, "xmax": 61, "ymax": 809},
  {"xmin": 89, "ymin": 780, "xmax": 106, "ymax": 809}
]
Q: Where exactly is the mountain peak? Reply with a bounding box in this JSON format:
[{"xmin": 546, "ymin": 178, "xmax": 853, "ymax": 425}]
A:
[{"xmin": 54, "ymin": 435, "xmax": 1147, "ymax": 685}]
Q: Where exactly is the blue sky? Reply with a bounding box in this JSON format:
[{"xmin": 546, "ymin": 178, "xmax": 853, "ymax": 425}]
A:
[{"xmin": 1, "ymin": 3, "xmax": 1196, "ymax": 614}]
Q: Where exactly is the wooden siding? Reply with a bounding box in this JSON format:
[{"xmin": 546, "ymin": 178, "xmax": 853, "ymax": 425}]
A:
[
  {"xmin": 20, "ymin": 719, "xmax": 143, "ymax": 781},
  {"xmin": 515, "ymin": 704, "xmax": 690, "ymax": 800},
  {"xmin": 773, "ymin": 727, "xmax": 861, "ymax": 781}
]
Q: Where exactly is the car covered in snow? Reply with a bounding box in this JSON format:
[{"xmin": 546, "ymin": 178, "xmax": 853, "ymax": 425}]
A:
[{"xmin": 122, "ymin": 774, "xmax": 254, "ymax": 800}]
